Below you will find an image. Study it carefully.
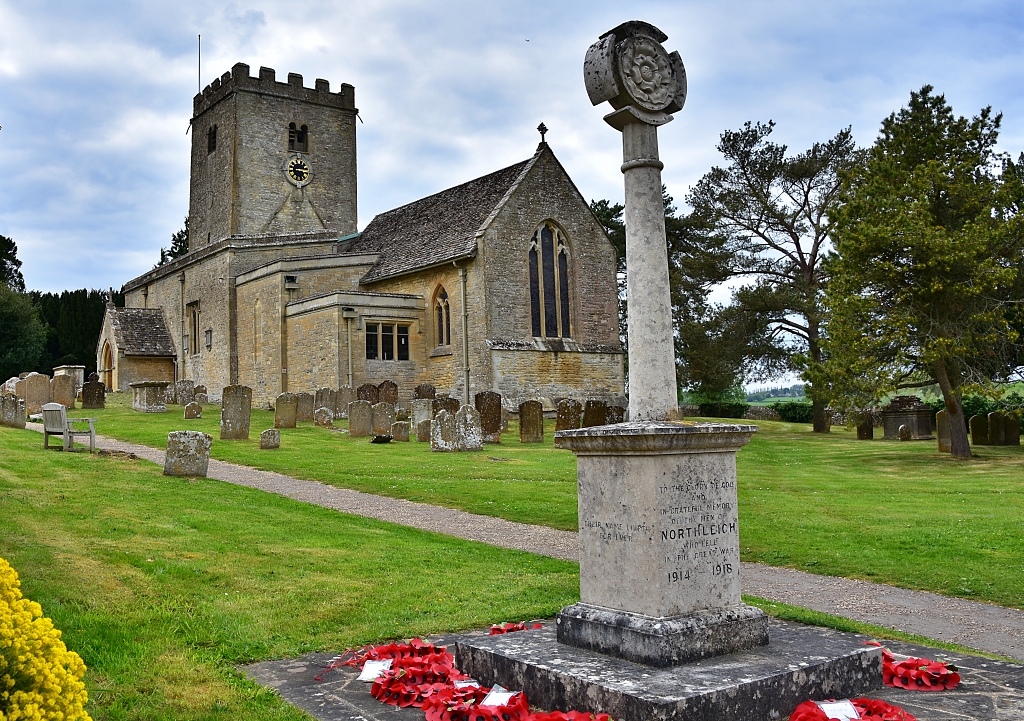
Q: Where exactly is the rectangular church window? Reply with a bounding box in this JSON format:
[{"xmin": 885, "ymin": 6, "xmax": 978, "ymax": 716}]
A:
[
  {"xmin": 381, "ymin": 324, "xmax": 395, "ymax": 360},
  {"xmin": 397, "ymin": 326, "xmax": 409, "ymax": 361},
  {"xmin": 365, "ymin": 323, "xmax": 379, "ymax": 360}
]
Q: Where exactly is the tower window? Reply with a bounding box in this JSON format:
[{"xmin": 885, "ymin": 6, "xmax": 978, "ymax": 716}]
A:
[
  {"xmin": 207, "ymin": 125, "xmax": 217, "ymax": 153},
  {"xmin": 528, "ymin": 223, "xmax": 571, "ymax": 338},
  {"xmin": 288, "ymin": 123, "xmax": 309, "ymax": 153}
]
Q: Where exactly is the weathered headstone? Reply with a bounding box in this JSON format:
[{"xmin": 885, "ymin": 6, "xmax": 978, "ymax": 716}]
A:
[
  {"xmin": 357, "ymin": 383, "xmax": 380, "ymax": 404},
  {"xmin": 396, "ymin": 408, "xmax": 410, "ymax": 422},
  {"xmin": 0, "ymin": 394, "xmax": 27, "ymax": 429},
  {"xmin": 605, "ymin": 404, "xmax": 626, "ymax": 424},
  {"xmin": 501, "ymin": 406, "xmax": 510, "ymax": 432},
  {"xmin": 1006, "ymin": 415, "xmax": 1021, "ymax": 446},
  {"xmin": 20, "ymin": 373, "xmax": 50, "ymax": 415},
  {"xmin": 175, "ymin": 380, "xmax": 195, "ymax": 406},
  {"xmin": 164, "ymin": 384, "xmax": 177, "ymax": 405},
  {"xmin": 336, "ymin": 386, "xmax": 355, "ymax": 417},
  {"xmin": 2, "ymin": 377, "xmax": 18, "ymax": 395},
  {"xmin": 130, "ymin": 381, "xmax": 169, "ymax": 413},
  {"xmin": 220, "ymin": 385, "xmax": 252, "ymax": 440},
  {"xmin": 194, "ymin": 384, "xmax": 208, "ymax": 397},
  {"xmin": 411, "ymin": 399, "xmax": 433, "ymax": 431},
  {"xmin": 184, "ymin": 401, "xmax": 202, "ymax": 419},
  {"xmin": 260, "ymin": 429, "xmax": 280, "ymax": 450},
  {"xmin": 475, "ymin": 391, "xmax": 502, "ymax": 443},
  {"xmin": 857, "ymin": 422, "xmax": 874, "ymax": 440},
  {"xmin": 163, "ymin": 431, "xmax": 212, "ymax": 477},
  {"xmin": 50, "ymin": 375, "xmax": 76, "ymax": 409},
  {"xmin": 556, "ymin": 399, "xmax": 583, "ymax": 432},
  {"xmin": 274, "ymin": 393, "xmax": 298, "ymax": 428},
  {"xmin": 295, "ymin": 392, "xmax": 314, "ymax": 422},
  {"xmin": 348, "ymin": 400, "xmax": 373, "ymax": 437},
  {"xmin": 53, "ymin": 365, "xmax": 86, "ymax": 394},
  {"xmin": 416, "ymin": 419, "xmax": 432, "ymax": 442},
  {"xmin": 195, "ymin": 391, "xmax": 208, "ymax": 404},
  {"xmin": 969, "ymin": 414, "xmax": 988, "ymax": 445},
  {"xmin": 430, "ymin": 410, "xmax": 457, "ymax": 452},
  {"xmin": 81, "ymin": 373, "xmax": 105, "ymax": 409},
  {"xmin": 372, "ymin": 402, "xmax": 395, "ymax": 437},
  {"xmin": 391, "ymin": 421, "xmax": 410, "ymax": 442},
  {"xmin": 936, "ymin": 409, "xmax": 951, "ymax": 453},
  {"xmin": 455, "ymin": 406, "xmax": 484, "ymax": 451},
  {"xmin": 898, "ymin": 424, "xmax": 912, "ymax": 441},
  {"xmin": 988, "ymin": 411, "xmax": 1007, "ymax": 446},
  {"xmin": 435, "ymin": 396, "xmax": 460, "ymax": 417},
  {"xmin": 582, "ymin": 400, "xmax": 609, "ymax": 427},
  {"xmin": 314, "ymin": 407, "xmax": 334, "ymax": 428},
  {"xmin": 315, "ymin": 388, "xmax": 337, "ymax": 416},
  {"xmin": 519, "ymin": 400, "xmax": 544, "ymax": 443},
  {"xmin": 414, "ymin": 383, "xmax": 436, "ymax": 400},
  {"xmin": 378, "ymin": 380, "xmax": 399, "ymax": 406}
]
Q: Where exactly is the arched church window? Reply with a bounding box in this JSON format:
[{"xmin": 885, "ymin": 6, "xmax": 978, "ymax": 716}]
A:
[
  {"xmin": 528, "ymin": 223, "xmax": 571, "ymax": 338},
  {"xmin": 207, "ymin": 125, "xmax": 217, "ymax": 153},
  {"xmin": 288, "ymin": 123, "xmax": 309, "ymax": 153},
  {"xmin": 434, "ymin": 287, "xmax": 451, "ymax": 347}
]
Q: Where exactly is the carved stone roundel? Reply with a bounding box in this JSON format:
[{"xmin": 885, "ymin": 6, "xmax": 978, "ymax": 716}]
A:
[{"xmin": 618, "ymin": 36, "xmax": 676, "ymax": 112}]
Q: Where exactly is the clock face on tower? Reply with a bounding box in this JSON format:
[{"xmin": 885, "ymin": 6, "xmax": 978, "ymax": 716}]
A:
[{"xmin": 285, "ymin": 156, "xmax": 312, "ymax": 187}]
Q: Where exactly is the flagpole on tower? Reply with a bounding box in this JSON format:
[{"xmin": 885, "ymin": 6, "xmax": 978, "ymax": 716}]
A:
[{"xmin": 198, "ymin": 34, "xmax": 201, "ymax": 94}]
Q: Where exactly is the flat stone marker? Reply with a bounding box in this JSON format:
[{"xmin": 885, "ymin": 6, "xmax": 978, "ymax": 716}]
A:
[
  {"xmin": 969, "ymin": 414, "xmax": 988, "ymax": 445},
  {"xmin": 0, "ymin": 394, "xmax": 26, "ymax": 429},
  {"xmin": 431, "ymin": 410, "xmax": 457, "ymax": 452},
  {"xmin": 391, "ymin": 421, "xmax": 410, "ymax": 442},
  {"xmin": 582, "ymin": 399, "xmax": 608, "ymax": 427},
  {"xmin": 315, "ymin": 388, "xmax": 337, "ymax": 416},
  {"xmin": 416, "ymin": 419, "xmax": 432, "ymax": 442},
  {"xmin": 220, "ymin": 385, "xmax": 252, "ymax": 440},
  {"xmin": 275, "ymin": 393, "xmax": 298, "ymax": 428},
  {"xmin": 130, "ymin": 381, "xmax": 169, "ymax": 413},
  {"xmin": 260, "ymin": 429, "xmax": 280, "ymax": 450},
  {"xmin": 81, "ymin": 373, "xmax": 105, "ymax": 409},
  {"xmin": 50, "ymin": 374, "xmax": 76, "ymax": 409},
  {"xmin": 519, "ymin": 400, "xmax": 544, "ymax": 443},
  {"xmin": 606, "ymin": 404, "xmax": 626, "ymax": 424},
  {"xmin": 556, "ymin": 399, "xmax": 583, "ymax": 432},
  {"xmin": 378, "ymin": 380, "xmax": 399, "ymax": 405},
  {"xmin": 314, "ymin": 407, "xmax": 334, "ymax": 428},
  {"xmin": 20, "ymin": 373, "xmax": 50, "ymax": 415},
  {"xmin": 936, "ymin": 409, "xmax": 950, "ymax": 453},
  {"xmin": 175, "ymin": 380, "xmax": 195, "ymax": 406},
  {"xmin": 455, "ymin": 405, "xmax": 484, "ymax": 451},
  {"xmin": 184, "ymin": 401, "xmax": 202, "ymax": 419},
  {"xmin": 371, "ymin": 402, "xmax": 395, "ymax": 437},
  {"xmin": 295, "ymin": 392, "xmax": 314, "ymax": 422},
  {"xmin": 348, "ymin": 400, "xmax": 373, "ymax": 437},
  {"xmin": 356, "ymin": 383, "xmax": 379, "ymax": 404},
  {"xmin": 988, "ymin": 411, "xmax": 1006, "ymax": 445},
  {"xmin": 414, "ymin": 383, "xmax": 436, "ymax": 399},
  {"xmin": 163, "ymin": 431, "xmax": 212, "ymax": 477},
  {"xmin": 336, "ymin": 386, "xmax": 355, "ymax": 417},
  {"xmin": 475, "ymin": 391, "xmax": 502, "ymax": 444}
]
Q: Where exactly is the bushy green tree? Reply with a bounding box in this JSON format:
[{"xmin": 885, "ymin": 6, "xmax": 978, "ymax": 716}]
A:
[
  {"xmin": 30, "ymin": 289, "xmax": 117, "ymax": 375},
  {"xmin": 158, "ymin": 217, "xmax": 190, "ymax": 266},
  {"xmin": 0, "ymin": 235, "xmax": 26, "ymax": 293},
  {"xmin": 0, "ymin": 284, "xmax": 44, "ymax": 380}
]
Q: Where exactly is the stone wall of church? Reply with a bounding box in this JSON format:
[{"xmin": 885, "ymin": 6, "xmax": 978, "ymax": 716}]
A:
[
  {"xmin": 116, "ymin": 356, "xmax": 176, "ymax": 391},
  {"xmin": 235, "ymin": 272, "xmax": 284, "ymax": 406}
]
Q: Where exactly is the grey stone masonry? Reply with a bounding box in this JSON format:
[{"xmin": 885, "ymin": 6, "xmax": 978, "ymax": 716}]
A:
[
  {"xmin": 296, "ymin": 392, "xmax": 314, "ymax": 422},
  {"xmin": 371, "ymin": 402, "xmax": 395, "ymax": 437},
  {"xmin": 414, "ymin": 382, "xmax": 436, "ymax": 399},
  {"xmin": 347, "ymin": 400, "xmax": 373, "ymax": 437},
  {"xmin": 430, "ymin": 410, "xmax": 457, "ymax": 452},
  {"xmin": 81, "ymin": 373, "xmax": 105, "ymax": 409},
  {"xmin": 937, "ymin": 409, "xmax": 951, "ymax": 453},
  {"xmin": 556, "ymin": 399, "xmax": 583, "ymax": 432},
  {"xmin": 378, "ymin": 380, "xmax": 399, "ymax": 405},
  {"xmin": 455, "ymin": 405, "xmax": 484, "ymax": 451},
  {"xmin": 970, "ymin": 414, "xmax": 988, "ymax": 445},
  {"xmin": 260, "ymin": 429, "xmax": 280, "ymax": 449},
  {"xmin": 184, "ymin": 402, "xmax": 202, "ymax": 419},
  {"xmin": 582, "ymin": 399, "xmax": 608, "ymax": 427},
  {"xmin": 220, "ymin": 385, "xmax": 252, "ymax": 440},
  {"xmin": 474, "ymin": 391, "xmax": 502, "ymax": 443},
  {"xmin": 356, "ymin": 383, "xmax": 379, "ymax": 404},
  {"xmin": 0, "ymin": 394, "xmax": 26, "ymax": 429},
  {"xmin": 519, "ymin": 400, "xmax": 544, "ymax": 443},
  {"xmin": 131, "ymin": 381, "xmax": 169, "ymax": 413},
  {"xmin": 163, "ymin": 431, "xmax": 212, "ymax": 477},
  {"xmin": 391, "ymin": 421, "xmax": 410, "ymax": 442},
  {"xmin": 275, "ymin": 393, "xmax": 298, "ymax": 428},
  {"xmin": 416, "ymin": 419, "xmax": 432, "ymax": 442},
  {"xmin": 50, "ymin": 375, "xmax": 76, "ymax": 409},
  {"xmin": 175, "ymin": 380, "xmax": 195, "ymax": 406}
]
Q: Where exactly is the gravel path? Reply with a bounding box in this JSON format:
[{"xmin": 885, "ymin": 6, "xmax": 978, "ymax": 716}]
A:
[{"xmin": 29, "ymin": 424, "xmax": 1024, "ymax": 661}]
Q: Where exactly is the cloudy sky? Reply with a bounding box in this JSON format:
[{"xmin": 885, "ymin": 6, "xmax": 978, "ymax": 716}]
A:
[{"xmin": 1, "ymin": 0, "xmax": 1023, "ymax": 295}]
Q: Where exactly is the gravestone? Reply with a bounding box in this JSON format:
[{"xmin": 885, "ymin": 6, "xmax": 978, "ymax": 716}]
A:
[
  {"xmin": 414, "ymin": 383, "xmax": 436, "ymax": 399},
  {"xmin": 52, "ymin": 365, "xmax": 85, "ymax": 394},
  {"xmin": 314, "ymin": 407, "xmax": 334, "ymax": 428},
  {"xmin": 371, "ymin": 402, "xmax": 395, "ymax": 437},
  {"xmin": 175, "ymin": 380, "xmax": 195, "ymax": 406},
  {"xmin": 194, "ymin": 384, "xmax": 208, "ymax": 403},
  {"xmin": 856, "ymin": 419, "xmax": 874, "ymax": 441},
  {"xmin": 501, "ymin": 406, "xmax": 510, "ymax": 432},
  {"xmin": 20, "ymin": 373, "xmax": 50, "ymax": 415},
  {"xmin": 81, "ymin": 373, "xmax": 105, "ymax": 409},
  {"xmin": 582, "ymin": 400, "xmax": 608, "ymax": 427},
  {"xmin": 556, "ymin": 399, "xmax": 583, "ymax": 433},
  {"xmin": 295, "ymin": 392, "xmax": 314, "ymax": 422},
  {"xmin": 455, "ymin": 405, "xmax": 484, "ymax": 451},
  {"xmin": 0, "ymin": 394, "xmax": 26, "ymax": 429},
  {"xmin": 881, "ymin": 396, "xmax": 933, "ymax": 440},
  {"xmin": 50, "ymin": 374, "xmax": 76, "ymax": 409},
  {"xmin": 348, "ymin": 400, "xmax": 373, "ymax": 437},
  {"xmin": 898, "ymin": 424, "xmax": 912, "ymax": 441},
  {"xmin": 130, "ymin": 381, "xmax": 168, "ymax": 413},
  {"xmin": 336, "ymin": 386, "xmax": 355, "ymax": 417},
  {"xmin": 164, "ymin": 384, "xmax": 176, "ymax": 405},
  {"xmin": 260, "ymin": 429, "xmax": 280, "ymax": 450},
  {"xmin": 606, "ymin": 404, "xmax": 626, "ymax": 424},
  {"xmin": 378, "ymin": 380, "xmax": 399, "ymax": 406},
  {"xmin": 474, "ymin": 391, "xmax": 502, "ymax": 443},
  {"xmin": 163, "ymin": 431, "xmax": 212, "ymax": 477},
  {"xmin": 434, "ymin": 397, "xmax": 460, "ymax": 417},
  {"xmin": 396, "ymin": 408, "xmax": 410, "ymax": 422},
  {"xmin": 430, "ymin": 410, "xmax": 457, "ymax": 452},
  {"xmin": 315, "ymin": 388, "xmax": 337, "ymax": 416},
  {"xmin": 2, "ymin": 377, "xmax": 18, "ymax": 395},
  {"xmin": 969, "ymin": 414, "xmax": 988, "ymax": 445},
  {"xmin": 220, "ymin": 385, "xmax": 252, "ymax": 440},
  {"xmin": 519, "ymin": 400, "xmax": 544, "ymax": 443},
  {"xmin": 391, "ymin": 421, "xmax": 410, "ymax": 442},
  {"xmin": 1006, "ymin": 415, "xmax": 1021, "ymax": 446},
  {"xmin": 357, "ymin": 383, "xmax": 379, "ymax": 404},
  {"xmin": 184, "ymin": 402, "xmax": 202, "ymax": 419},
  {"xmin": 416, "ymin": 419, "xmax": 432, "ymax": 442},
  {"xmin": 274, "ymin": 393, "xmax": 298, "ymax": 428},
  {"xmin": 936, "ymin": 409, "xmax": 951, "ymax": 453},
  {"xmin": 988, "ymin": 411, "xmax": 1006, "ymax": 446}
]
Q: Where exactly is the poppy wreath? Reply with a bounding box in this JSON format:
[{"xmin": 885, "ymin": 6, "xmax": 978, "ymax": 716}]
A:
[
  {"xmin": 489, "ymin": 622, "xmax": 544, "ymax": 636},
  {"xmin": 371, "ymin": 651, "xmax": 472, "ymax": 707},
  {"xmin": 789, "ymin": 699, "xmax": 917, "ymax": 721},
  {"xmin": 315, "ymin": 637, "xmax": 446, "ymax": 682},
  {"xmin": 423, "ymin": 687, "xmax": 532, "ymax": 721},
  {"xmin": 865, "ymin": 642, "xmax": 961, "ymax": 691}
]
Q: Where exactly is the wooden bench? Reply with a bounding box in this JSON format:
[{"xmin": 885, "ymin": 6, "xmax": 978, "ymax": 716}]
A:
[{"xmin": 41, "ymin": 402, "xmax": 96, "ymax": 453}]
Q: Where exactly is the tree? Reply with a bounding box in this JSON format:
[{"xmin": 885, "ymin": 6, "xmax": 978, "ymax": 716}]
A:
[
  {"xmin": 158, "ymin": 217, "xmax": 190, "ymax": 266},
  {"xmin": 823, "ymin": 86, "xmax": 1024, "ymax": 458},
  {"xmin": 686, "ymin": 122, "xmax": 864, "ymax": 431},
  {"xmin": 589, "ymin": 199, "xmax": 627, "ymax": 349},
  {"xmin": 30, "ymin": 289, "xmax": 117, "ymax": 375},
  {"xmin": 0, "ymin": 284, "xmax": 44, "ymax": 380},
  {"xmin": 0, "ymin": 235, "xmax": 25, "ymax": 292}
]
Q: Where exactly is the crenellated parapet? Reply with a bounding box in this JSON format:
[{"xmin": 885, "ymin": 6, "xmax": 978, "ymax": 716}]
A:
[{"xmin": 192, "ymin": 63, "xmax": 356, "ymax": 118}]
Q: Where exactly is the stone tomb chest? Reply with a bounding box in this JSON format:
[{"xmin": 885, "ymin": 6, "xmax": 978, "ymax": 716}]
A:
[{"xmin": 881, "ymin": 396, "xmax": 933, "ymax": 440}]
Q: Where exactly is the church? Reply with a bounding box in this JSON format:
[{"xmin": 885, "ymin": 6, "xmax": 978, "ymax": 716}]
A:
[{"xmin": 97, "ymin": 62, "xmax": 624, "ymax": 409}]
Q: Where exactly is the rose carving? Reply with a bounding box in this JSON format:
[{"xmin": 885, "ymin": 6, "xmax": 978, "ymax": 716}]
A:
[{"xmin": 618, "ymin": 37, "xmax": 675, "ymax": 111}]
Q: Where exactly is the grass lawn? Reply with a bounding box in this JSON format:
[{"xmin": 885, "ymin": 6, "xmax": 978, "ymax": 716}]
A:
[
  {"xmin": 72, "ymin": 395, "xmax": 1024, "ymax": 611},
  {"xmin": 0, "ymin": 425, "xmax": 579, "ymax": 721}
]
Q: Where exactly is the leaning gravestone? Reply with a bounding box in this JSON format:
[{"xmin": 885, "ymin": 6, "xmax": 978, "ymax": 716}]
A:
[
  {"xmin": 391, "ymin": 421, "xmax": 410, "ymax": 442},
  {"xmin": 475, "ymin": 391, "xmax": 502, "ymax": 443},
  {"xmin": 220, "ymin": 385, "xmax": 252, "ymax": 440},
  {"xmin": 988, "ymin": 411, "xmax": 1006, "ymax": 446},
  {"xmin": 357, "ymin": 383, "xmax": 380, "ymax": 404},
  {"xmin": 314, "ymin": 407, "xmax": 334, "ymax": 428},
  {"xmin": 348, "ymin": 400, "xmax": 373, "ymax": 437},
  {"xmin": 414, "ymin": 383, "xmax": 436, "ymax": 400},
  {"xmin": 315, "ymin": 388, "xmax": 337, "ymax": 416},
  {"xmin": 0, "ymin": 394, "xmax": 27, "ymax": 429},
  {"xmin": 175, "ymin": 380, "xmax": 195, "ymax": 406},
  {"xmin": 336, "ymin": 386, "xmax": 355, "ymax": 417},
  {"xmin": 519, "ymin": 400, "xmax": 544, "ymax": 443},
  {"xmin": 274, "ymin": 393, "xmax": 298, "ymax": 429},
  {"xmin": 50, "ymin": 375, "xmax": 76, "ymax": 409},
  {"xmin": 163, "ymin": 431, "xmax": 212, "ymax": 477},
  {"xmin": 372, "ymin": 402, "xmax": 395, "ymax": 437},
  {"xmin": 969, "ymin": 414, "xmax": 988, "ymax": 445},
  {"xmin": 81, "ymin": 373, "xmax": 105, "ymax": 410},
  {"xmin": 130, "ymin": 381, "xmax": 168, "ymax": 413},
  {"xmin": 295, "ymin": 392, "xmax": 314, "ymax": 422},
  {"xmin": 416, "ymin": 419, "xmax": 432, "ymax": 442},
  {"xmin": 936, "ymin": 409, "xmax": 951, "ymax": 453},
  {"xmin": 1006, "ymin": 415, "xmax": 1021, "ymax": 446},
  {"xmin": 260, "ymin": 429, "xmax": 280, "ymax": 450},
  {"xmin": 184, "ymin": 402, "xmax": 202, "ymax": 419},
  {"xmin": 556, "ymin": 399, "xmax": 583, "ymax": 432},
  {"xmin": 378, "ymin": 380, "xmax": 399, "ymax": 406},
  {"xmin": 455, "ymin": 405, "xmax": 484, "ymax": 451},
  {"xmin": 430, "ymin": 410, "xmax": 457, "ymax": 452},
  {"xmin": 20, "ymin": 373, "xmax": 51, "ymax": 415},
  {"xmin": 582, "ymin": 399, "xmax": 608, "ymax": 427}
]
